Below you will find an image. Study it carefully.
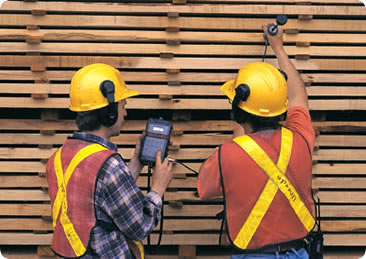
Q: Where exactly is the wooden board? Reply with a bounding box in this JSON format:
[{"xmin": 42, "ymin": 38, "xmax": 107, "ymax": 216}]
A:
[
  {"xmin": 1, "ymin": 203, "xmax": 365, "ymax": 219},
  {"xmin": 1, "ymin": 70, "xmax": 366, "ymax": 83},
  {"xmin": 0, "ymin": 161, "xmax": 45, "ymax": 173},
  {"xmin": 1, "ymin": 133, "xmax": 365, "ymax": 147},
  {"xmin": 3, "ymin": 2, "xmax": 366, "ymax": 16},
  {"xmin": 1, "ymin": 14, "xmax": 366, "ymax": 32},
  {"xmin": 1, "ymin": 97, "xmax": 366, "ymax": 111},
  {"xmin": 1, "ymin": 56, "xmax": 366, "ymax": 71},
  {"xmin": 1, "ymin": 84, "xmax": 366, "ymax": 98},
  {"xmin": 313, "ymin": 164, "xmax": 366, "ymax": 175},
  {"xmin": 0, "ymin": 119, "xmax": 364, "ymax": 132},
  {"xmin": 1, "ymin": 29, "xmax": 366, "ymax": 44},
  {"xmin": 0, "ymin": 190, "xmax": 49, "ymax": 201},
  {"xmin": 187, "ymin": 0, "xmax": 363, "ymax": 3},
  {"xmin": 0, "ymin": 248, "xmax": 361, "ymax": 259},
  {"xmin": 314, "ymin": 178, "xmax": 366, "ymax": 189},
  {"xmin": 0, "ymin": 204, "xmax": 51, "ymax": 216},
  {"xmin": 2, "ymin": 42, "xmax": 366, "ymax": 57},
  {"xmin": 2, "ymin": 189, "xmax": 366, "ymax": 205},
  {"xmin": 1, "ymin": 146, "xmax": 366, "ymax": 161},
  {"xmin": 2, "ymin": 217, "xmax": 366, "ymax": 232},
  {"xmin": 1, "ymin": 232, "xmax": 366, "ymax": 246}
]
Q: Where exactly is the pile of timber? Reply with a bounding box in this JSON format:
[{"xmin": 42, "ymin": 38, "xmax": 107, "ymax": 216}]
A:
[{"xmin": 0, "ymin": 0, "xmax": 366, "ymax": 257}]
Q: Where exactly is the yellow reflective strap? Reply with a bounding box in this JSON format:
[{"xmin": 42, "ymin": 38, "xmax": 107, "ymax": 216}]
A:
[
  {"xmin": 60, "ymin": 213, "xmax": 86, "ymax": 256},
  {"xmin": 234, "ymin": 179, "xmax": 278, "ymax": 248},
  {"xmin": 52, "ymin": 144, "xmax": 108, "ymax": 256},
  {"xmin": 53, "ymin": 148, "xmax": 64, "ymax": 227},
  {"xmin": 134, "ymin": 241, "xmax": 145, "ymax": 259},
  {"xmin": 52, "ymin": 144, "xmax": 108, "ymax": 227},
  {"xmin": 53, "ymin": 148, "xmax": 86, "ymax": 256},
  {"xmin": 58, "ymin": 179, "xmax": 86, "ymax": 256},
  {"xmin": 277, "ymin": 128, "xmax": 293, "ymax": 173},
  {"xmin": 61, "ymin": 203, "xmax": 86, "ymax": 256},
  {"xmin": 232, "ymin": 128, "xmax": 314, "ymax": 249},
  {"xmin": 232, "ymin": 128, "xmax": 293, "ymax": 249}
]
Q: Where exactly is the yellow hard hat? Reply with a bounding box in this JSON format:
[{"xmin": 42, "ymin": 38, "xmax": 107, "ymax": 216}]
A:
[
  {"xmin": 221, "ymin": 62, "xmax": 288, "ymax": 117},
  {"xmin": 69, "ymin": 63, "xmax": 139, "ymax": 112}
]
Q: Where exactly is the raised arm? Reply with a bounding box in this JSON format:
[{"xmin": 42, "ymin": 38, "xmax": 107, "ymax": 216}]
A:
[{"xmin": 263, "ymin": 24, "xmax": 309, "ymax": 110}]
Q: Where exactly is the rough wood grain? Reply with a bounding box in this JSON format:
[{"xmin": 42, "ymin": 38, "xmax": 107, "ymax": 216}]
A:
[{"xmin": 3, "ymin": 2, "xmax": 366, "ymax": 16}]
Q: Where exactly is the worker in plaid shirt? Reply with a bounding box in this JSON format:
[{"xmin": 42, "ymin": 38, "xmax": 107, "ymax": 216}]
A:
[{"xmin": 46, "ymin": 63, "xmax": 173, "ymax": 259}]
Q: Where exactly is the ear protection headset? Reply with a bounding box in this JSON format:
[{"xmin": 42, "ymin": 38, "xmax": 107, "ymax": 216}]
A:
[
  {"xmin": 99, "ymin": 80, "xmax": 118, "ymax": 127},
  {"xmin": 230, "ymin": 70, "xmax": 287, "ymax": 124},
  {"xmin": 230, "ymin": 84, "xmax": 251, "ymax": 124}
]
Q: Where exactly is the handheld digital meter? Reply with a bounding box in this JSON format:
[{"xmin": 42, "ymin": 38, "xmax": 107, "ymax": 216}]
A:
[{"xmin": 139, "ymin": 118, "xmax": 172, "ymax": 165}]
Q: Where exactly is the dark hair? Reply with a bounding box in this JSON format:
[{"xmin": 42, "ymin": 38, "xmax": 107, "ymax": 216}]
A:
[
  {"xmin": 234, "ymin": 108, "xmax": 285, "ymax": 132},
  {"xmin": 76, "ymin": 105, "xmax": 114, "ymax": 131}
]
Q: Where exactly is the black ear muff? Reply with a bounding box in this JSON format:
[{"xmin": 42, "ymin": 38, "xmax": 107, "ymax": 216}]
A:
[
  {"xmin": 231, "ymin": 84, "xmax": 250, "ymax": 124},
  {"xmin": 100, "ymin": 80, "xmax": 118, "ymax": 127},
  {"xmin": 279, "ymin": 70, "xmax": 288, "ymax": 81},
  {"xmin": 100, "ymin": 80, "xmax": 115, "ymax": 103}
]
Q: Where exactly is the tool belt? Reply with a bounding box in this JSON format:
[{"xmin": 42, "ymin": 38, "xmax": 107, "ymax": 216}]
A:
[{"xmin": 240, "ymin": 239, "xmax": 305, "ymax": 255}]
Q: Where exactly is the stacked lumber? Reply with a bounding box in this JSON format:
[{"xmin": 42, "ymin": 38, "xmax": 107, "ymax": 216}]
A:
[{"xmin": 0, "ymin": 0, "xmax": 366, "ymax": 256}]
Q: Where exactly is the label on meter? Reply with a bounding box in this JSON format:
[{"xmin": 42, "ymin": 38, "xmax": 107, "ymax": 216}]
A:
[{"xmin": 139, "ymin": 118, "xmax": 172, "ymax": 165}]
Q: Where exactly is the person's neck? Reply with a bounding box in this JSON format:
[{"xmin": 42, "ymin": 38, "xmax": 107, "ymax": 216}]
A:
[
  {"xmin": 242, "ymin": 123, "xmax": 254, "ymax": 135},
  {"xmin": 85, "ymin": 127, "xmax": 111, "ymax": 141}
]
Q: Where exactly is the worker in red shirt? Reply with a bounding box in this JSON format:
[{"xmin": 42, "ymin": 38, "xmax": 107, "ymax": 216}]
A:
[{"xmin": 197, "ymin": 24, "xmax": 316, "ymax": 259}]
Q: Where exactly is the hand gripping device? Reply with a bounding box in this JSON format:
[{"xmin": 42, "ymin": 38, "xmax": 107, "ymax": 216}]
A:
[
  {"xmin": 267, "ymin": 15, "xmax": 288, "ymax": 37},
  {"xmin": 139, "ymin": 118, "xmax": 172, "ymax": 165},
  {"xmin": 262, "ymin": 15, "xmax": 288, "ymax": 62}
]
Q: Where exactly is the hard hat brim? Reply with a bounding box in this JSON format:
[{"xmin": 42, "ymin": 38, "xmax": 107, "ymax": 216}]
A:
[
  {"xmin": 220, "ymin": 79, "xmax": 236, "ymax": 101},
  {"xmin": 69, "ymin": 88, "xmax": 140, "ymax": 112},
  {"xmin": 119, "ymin": 89, "xmax": 140, "ymax": 102}
]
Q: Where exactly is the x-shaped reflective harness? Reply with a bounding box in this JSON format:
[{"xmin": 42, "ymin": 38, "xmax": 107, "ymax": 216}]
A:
[
  {"xmin": 53, "ymin": 144, "xmax": 108, "ymax": 256},
  {"xmin": 53, "ymin": 144, "xmax": 145, "ymax": 258},
  {"xmin": 231, "ymin": 127, "xmax": 315, "ymax": 249}
]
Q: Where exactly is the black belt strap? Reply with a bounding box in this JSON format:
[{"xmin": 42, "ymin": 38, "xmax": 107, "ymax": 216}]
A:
[{"xmin": 242, "ymin": 238, "xmax": 305, "ymax": 255}]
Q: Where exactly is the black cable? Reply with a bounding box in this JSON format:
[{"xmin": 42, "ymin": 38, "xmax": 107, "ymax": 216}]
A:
[
  {"xmin": 147, "ymin": 164, "xmax": 151, "ymax": 249},
  {"xmin": 146, "ymin": 164, "xmax": 164, "ymax": 255},
  {"xmin": 174, "ymin": 160, "xmax": 199, "ymax": 175},
  {"xmin": 262, "ymin": 38, "xmax": 269, "ymax": 62},
  {"xmin": 316, "ymin": 197, "xmax": 321, "ymax": 231},
  {"xmin": 145, "ymin": 158, "xmax": 197, "ymax": 254}
]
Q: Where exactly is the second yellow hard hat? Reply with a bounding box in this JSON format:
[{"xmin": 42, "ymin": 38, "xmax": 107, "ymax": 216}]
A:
[{"xmin": 221, "ymin": 62, "xmax": 288, "ymax": 117}]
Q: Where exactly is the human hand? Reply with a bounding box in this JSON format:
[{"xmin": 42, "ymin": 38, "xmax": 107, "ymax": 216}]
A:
[
  {"xmin": 150, "ymin": 150, "xmax": 173, "ymax": 197},
  {"xmin": 132, "ymin": 132, "xmax": 144, "ymax": 158},
  {"xmin": 128, "ymin": 133, "xmax": 144, "ymax": 181},
  {"xmin": 262, "ymin": 24, "xmax": 284, "ymax": 53}
]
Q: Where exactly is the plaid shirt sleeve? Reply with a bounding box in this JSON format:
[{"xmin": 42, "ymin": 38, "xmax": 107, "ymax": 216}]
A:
[{"xmin": 96, "ymin": 154, "xmax": 162, "ymax": 241}]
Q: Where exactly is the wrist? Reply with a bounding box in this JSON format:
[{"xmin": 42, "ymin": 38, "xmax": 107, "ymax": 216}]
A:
[
  {"xmin": 151, "ymin": 185, "xmax": 165, "ymax": 198},
  {"xmin": 130, "ymin": 155, "xmax": 142, "ymax": 167},
  {"xmin": 131, "ymin": 152, "xmax": 140, "ymax": 161}
]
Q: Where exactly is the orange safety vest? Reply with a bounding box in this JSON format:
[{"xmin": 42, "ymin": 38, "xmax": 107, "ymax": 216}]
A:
[
  {"xmin": 218, "ymin": 127, "xmax": 315, "ymax": 251},
  {"xmin": 46, "ymin": 138, "xmax": 144, "ymax": 258}
]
